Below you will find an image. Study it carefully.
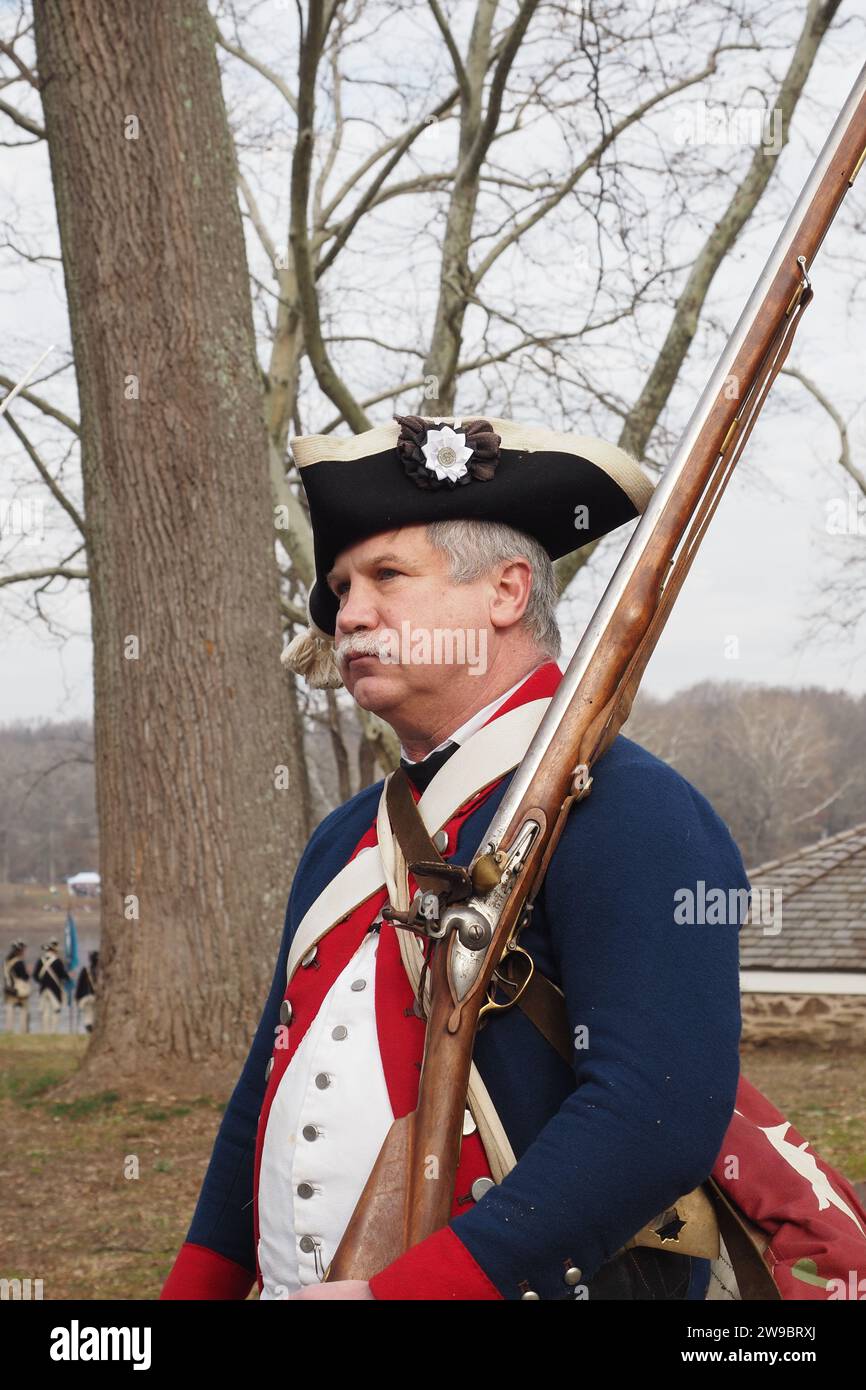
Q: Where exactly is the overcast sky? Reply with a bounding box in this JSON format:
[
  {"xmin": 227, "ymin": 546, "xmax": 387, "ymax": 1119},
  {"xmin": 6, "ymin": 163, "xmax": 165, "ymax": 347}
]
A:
[{"xmin": 1, "ymin": 1, "xmax": 865, "ymax": 725}]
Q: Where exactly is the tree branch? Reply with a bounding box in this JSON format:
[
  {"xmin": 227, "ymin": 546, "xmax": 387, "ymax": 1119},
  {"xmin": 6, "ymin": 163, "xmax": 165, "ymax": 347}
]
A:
[
  {"xmin": 270, "ymin": 440, "xmax": 315, "ymax": 580},
  {"xmin": 781, "ymin": 366, "xmax": 866, "ymax": 496},
  {"xmin": 2, "ymin": 410, "xmax": 87, "ymax": 536},
  {"xmin": 0, "ymin": 374, "xmax": 79, "ymax": 434},
  {"xmin": 238, "ymin": 169, "xmax": 279, "ymax": 270},
  {"xmin": 428, "ymin": 0, "xmax": 470, "ymax": 102},
  {"xmin": 314, "ymin": 90, "xmax": 461, "ymax": 278},
  {"xmin": 212, "ymin": 19, "xmax": 298, "ymax": 113},
  {"xmin": 467, "ymin": 0, "xmax": 541, "ymax": 179},
  {"xmin": 316, "ymin": 88, "xmax": 460, "ymax": 229},
  {"xmin": 290, "ymin": 0, "xmax": 370, "ymax": 431},
  {"xmin": 617, "ymin": 0, "xmax": 840, "ymax": 462},
  {"xmin": 0, "ymin": 94, "xmax": 44, "ymax": 138},
  {"xmin": 0, "ymin": 564, "xmax": 88, "ymax": 590},
  {"xmin": 0, "ymin": 37, "xmax": 40, "ymax": 89},
  {"xmin": 471, "ymin": 49, "xmax": 747, "ymax": 289}
]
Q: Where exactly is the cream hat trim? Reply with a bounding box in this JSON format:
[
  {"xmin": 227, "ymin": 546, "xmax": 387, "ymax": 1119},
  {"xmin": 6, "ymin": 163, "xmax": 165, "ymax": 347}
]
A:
[{"xmin": 290, "ymin": 417, "xmax": 653, "ymax": 514}]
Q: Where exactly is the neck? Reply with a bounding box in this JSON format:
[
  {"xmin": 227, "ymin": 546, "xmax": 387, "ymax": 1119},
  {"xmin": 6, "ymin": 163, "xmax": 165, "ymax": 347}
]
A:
[{"xmin": 396, "ymin": 653, "xmax": 547, "ymax": 762}]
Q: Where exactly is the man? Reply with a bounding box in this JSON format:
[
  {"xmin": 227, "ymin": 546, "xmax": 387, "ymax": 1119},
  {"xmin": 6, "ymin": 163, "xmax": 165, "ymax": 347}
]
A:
[
  {"xmin": 162, "ymin": 416, "xmax": 745, "ymax": 1301},
  {"xmin": 3, "ymin": 941, "xmax": 31, "ymax": 1033},
  {"xmin": 75, "ymin": 950, "xmax": 99, "ymax": 1033},
  {"xmin": 34, "ymin": 938, "xmax": 70, "ymax": 1034}
]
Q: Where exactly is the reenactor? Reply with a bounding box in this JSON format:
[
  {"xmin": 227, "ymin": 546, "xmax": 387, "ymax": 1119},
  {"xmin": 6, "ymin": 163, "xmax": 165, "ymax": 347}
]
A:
[
  {"xmin": 3, "ymin": 940, "xmax": 31, "ymax": 1033},
  {"xmin": 75, "ymin": 950, "xmax": 100, "ymax": 1033},
  {"xmin": 34, "ymin": 937, "xmax": 70, "ymax": 1034},
  {"xmin": 163, "ymin": 417, "xmax": 744, "ymax": 1301}
]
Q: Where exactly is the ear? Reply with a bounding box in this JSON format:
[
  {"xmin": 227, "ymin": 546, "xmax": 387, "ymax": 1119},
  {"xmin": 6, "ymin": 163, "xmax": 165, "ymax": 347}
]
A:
[{"xmin": 488, "ymin": 557, "xmax": 532, "ymax": 630}]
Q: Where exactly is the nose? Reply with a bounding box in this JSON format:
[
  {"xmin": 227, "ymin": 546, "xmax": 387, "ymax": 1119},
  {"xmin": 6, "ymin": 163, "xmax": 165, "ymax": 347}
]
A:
[{"xmin": 334, "ymin": 574, "xmax": 380, "ymax": 640}]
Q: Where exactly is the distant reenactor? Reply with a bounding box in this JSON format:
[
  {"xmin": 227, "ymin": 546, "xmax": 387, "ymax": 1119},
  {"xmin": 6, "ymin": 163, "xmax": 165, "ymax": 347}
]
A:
[
  {"xmin": 34, "ymin": 938, "xmax": 70, "ymax": 1034},
  {"xmin": 3, "ymin": 940, "xmax": 31, "ymax": 1033},
  {"xmin": 75, "ymin": 950, "xmax": 99, "ymax": 1033}
]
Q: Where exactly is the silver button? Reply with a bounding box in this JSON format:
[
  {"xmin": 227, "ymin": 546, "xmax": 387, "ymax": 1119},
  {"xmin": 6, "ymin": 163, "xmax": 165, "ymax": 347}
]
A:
[
  {"xmin": 331, "ymin": 1025, "xmax": 348, "ymax": 1040},
  {"xmin": 433, "ymin": 829, "xmax": 449, "ymax": 852},
  {"xmin": 302, "ymin": 1125, "xmax": 319, "ymax": 1142},
  {"xmin": 280, "ymin": 999, "xmax": 293, "ymax": 1025},
  {"xmin": 350, "ymin": 979, "xmax": 366, "ymax": 992},
  {"xmin": 264, "ymin": 1057, "xmax": 274, "ymax": 1082},
  {"xmin": 301, "ymin": 946, "xmax": 318, "ymax": 968},
  {"xmin": 471, "ymin": 1176, "xmax": 495, "ymax": 1202},
  {"xmin": 315, "ymin": 1072, "xmax": 330, "ymax": 1089},
  {"xmin": 564, "ymin": 1265, "xmax": 583, "ymax": 1286},
  {"xmin": 299, "ymin": 1235, "xmax": 317, "ymax": 1253},
  {"xmin": 463, "ymin": 1109, "xmax": 477, "ymax": 1136},
  {"xmin": 520, "ymin": 1289, "xmax": 541, "ymax": 1301},
  {"xmin": 297, "ymin": 1182, "xmax": 315, "ymax": 1199}
]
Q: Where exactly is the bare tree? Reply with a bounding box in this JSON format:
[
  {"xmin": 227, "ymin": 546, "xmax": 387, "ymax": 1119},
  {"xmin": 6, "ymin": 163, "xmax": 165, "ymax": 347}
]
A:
[
  {"xmin": 4, "ymin": 2, "xmax": 852, "ymax": 804},
  {"xmin": 1, "ymin": 4, "xmax": 860, "ymax": 1091},
  {"xmin": 629, "ymin": 680, "xmax": 862, "ymax": 865},
  {"xmin": 220, "ymin": 0, "xmax": 846, "ymax": 786},
  {"xmin": 29, "ymin": 0, "xmax": 306, "ymax": 1091}
]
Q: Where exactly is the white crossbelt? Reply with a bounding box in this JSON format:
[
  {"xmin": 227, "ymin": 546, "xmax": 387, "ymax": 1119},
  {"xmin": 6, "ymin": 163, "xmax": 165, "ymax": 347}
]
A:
[{"xmin": 286, "ymin": 698, "xmax": 552, "ymax": 985}]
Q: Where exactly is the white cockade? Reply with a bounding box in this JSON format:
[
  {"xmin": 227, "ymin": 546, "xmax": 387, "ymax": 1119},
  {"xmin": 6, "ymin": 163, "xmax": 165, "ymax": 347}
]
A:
[{"xmin": 421, "ymin": 424, "xmax": 474, "ymax": 482}]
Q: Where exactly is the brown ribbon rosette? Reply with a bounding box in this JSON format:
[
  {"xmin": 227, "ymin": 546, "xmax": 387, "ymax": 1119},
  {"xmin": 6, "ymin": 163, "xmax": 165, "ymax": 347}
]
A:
[{"xmin": 394, "ymin": 416, "xmax": 501, "ymax": 489}]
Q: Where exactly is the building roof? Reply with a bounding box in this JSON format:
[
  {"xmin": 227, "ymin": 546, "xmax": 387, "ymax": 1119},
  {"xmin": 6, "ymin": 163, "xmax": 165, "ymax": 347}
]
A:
[{"xmin": 741, "ymin": 822, "xmax": 866, "ymax": 973}]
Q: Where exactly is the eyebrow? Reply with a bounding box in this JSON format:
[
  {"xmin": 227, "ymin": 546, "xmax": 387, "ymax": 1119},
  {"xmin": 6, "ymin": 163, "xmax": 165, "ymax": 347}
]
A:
[{"xmin": 326, "ymin": 551, "xmax": 406, "ymax": 586}]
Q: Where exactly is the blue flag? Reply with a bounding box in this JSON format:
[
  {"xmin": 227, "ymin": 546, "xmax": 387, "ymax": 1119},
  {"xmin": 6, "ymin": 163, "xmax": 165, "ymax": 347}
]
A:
[{"xmin": 64, "ymin": 911, "xmax": 79, "ymax": 1000}]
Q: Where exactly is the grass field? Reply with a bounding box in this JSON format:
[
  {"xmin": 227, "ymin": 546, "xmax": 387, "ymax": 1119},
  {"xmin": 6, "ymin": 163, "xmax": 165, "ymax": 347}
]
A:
[
  {"xmin": 0, "ymin": 1034, "xmax": 863, "ymax": 1300},
  {"xmin": 0, "ymin": 1036, "xmax": 250, "ymax": 1300}
]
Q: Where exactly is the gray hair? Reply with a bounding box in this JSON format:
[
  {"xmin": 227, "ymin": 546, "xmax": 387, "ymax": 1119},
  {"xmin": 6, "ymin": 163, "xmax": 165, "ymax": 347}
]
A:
[{"xmin": 424, "ymin": 518, "xmax": 561, "ymax": 660}]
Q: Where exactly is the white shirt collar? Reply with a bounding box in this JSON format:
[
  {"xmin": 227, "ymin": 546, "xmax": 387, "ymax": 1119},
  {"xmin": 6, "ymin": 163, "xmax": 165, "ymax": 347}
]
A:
[{"xmin": 399, "ymin": 662, "xmax": 548, "ymax": 764}]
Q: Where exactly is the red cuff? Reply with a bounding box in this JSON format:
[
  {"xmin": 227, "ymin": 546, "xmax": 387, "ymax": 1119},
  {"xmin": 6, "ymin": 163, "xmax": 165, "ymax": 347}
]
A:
[
  {"xmin": 161, "ymin": 1241, "xmax": 256, "ymax": 1300},
  {"xmin": 368, "ymin": 1225, "xmax": 503, "ymax": 1300}
]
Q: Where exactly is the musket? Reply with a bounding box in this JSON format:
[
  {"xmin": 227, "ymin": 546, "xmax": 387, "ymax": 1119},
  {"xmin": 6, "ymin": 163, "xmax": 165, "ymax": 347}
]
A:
[{"xmin": 327, "ymin": 62, "xmax": 866, "ymax": 1283}]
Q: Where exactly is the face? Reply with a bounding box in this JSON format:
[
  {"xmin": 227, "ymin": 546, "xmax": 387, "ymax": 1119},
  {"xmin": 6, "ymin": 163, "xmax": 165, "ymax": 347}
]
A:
[{"xmin": 327, "ymin": 525, "xmax": 532, "ymax": 740}]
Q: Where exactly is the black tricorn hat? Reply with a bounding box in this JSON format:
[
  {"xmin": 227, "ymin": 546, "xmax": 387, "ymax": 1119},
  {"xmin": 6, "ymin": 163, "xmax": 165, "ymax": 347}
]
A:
[{"xmin": 282, "ymin": 415, "xmax": 653, "ymax": 687}]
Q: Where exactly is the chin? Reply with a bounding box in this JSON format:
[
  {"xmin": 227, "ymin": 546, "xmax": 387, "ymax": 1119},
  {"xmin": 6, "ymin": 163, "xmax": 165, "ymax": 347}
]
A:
[{"xmin": 345, "ymin": 662, "xmax": 404, "ymax": 707}]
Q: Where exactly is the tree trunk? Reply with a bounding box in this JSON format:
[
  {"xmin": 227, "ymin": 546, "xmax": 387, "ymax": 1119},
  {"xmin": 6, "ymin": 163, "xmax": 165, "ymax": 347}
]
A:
[{"xmin": 33, "ymin": 0, "xmax": 305, "ymax": 1093}]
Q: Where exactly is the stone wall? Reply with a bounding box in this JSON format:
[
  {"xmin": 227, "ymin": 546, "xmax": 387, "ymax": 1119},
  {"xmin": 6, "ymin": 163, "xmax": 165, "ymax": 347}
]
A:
[{"xmin": 741, "ymin": 992, "xmax": 866, "ymax": 1047}]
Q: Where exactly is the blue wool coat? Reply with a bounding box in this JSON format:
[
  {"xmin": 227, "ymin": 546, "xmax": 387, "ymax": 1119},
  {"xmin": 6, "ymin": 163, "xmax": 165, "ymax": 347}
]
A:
[{"xmin": 185, "ymin": 732, "xmax": 745, "ymax": 1301}]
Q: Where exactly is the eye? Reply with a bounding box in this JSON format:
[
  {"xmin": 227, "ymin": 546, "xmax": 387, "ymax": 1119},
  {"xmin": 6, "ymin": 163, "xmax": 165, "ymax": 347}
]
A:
[{"xmin": 332, "ymin": 567, "xmax": 401, "ymax": 597}]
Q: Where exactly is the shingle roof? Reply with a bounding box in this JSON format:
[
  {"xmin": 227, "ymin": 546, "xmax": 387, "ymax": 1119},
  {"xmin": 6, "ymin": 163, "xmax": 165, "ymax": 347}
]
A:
[{"xmin": 740, "ymin": 822, "xmax": 866, "ymax": 972}]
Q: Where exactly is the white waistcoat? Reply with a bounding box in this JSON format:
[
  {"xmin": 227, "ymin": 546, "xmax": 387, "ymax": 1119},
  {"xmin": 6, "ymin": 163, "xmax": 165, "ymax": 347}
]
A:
[{"xmin": 257, "ymin": 928, "xmax": 393, "ymax": 1298}]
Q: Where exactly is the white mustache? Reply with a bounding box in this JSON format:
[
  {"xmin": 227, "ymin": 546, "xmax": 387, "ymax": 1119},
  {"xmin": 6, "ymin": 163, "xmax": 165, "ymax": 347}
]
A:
[{"xmin": 337, "ymin": 635, "xmax": 385, "ymax": 664}]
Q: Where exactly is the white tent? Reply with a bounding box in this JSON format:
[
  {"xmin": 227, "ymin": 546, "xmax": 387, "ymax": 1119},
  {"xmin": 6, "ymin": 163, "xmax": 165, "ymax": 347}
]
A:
[{"xmin": 67, "ymin": 871, "xmax": 101, "ymax": 897}]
